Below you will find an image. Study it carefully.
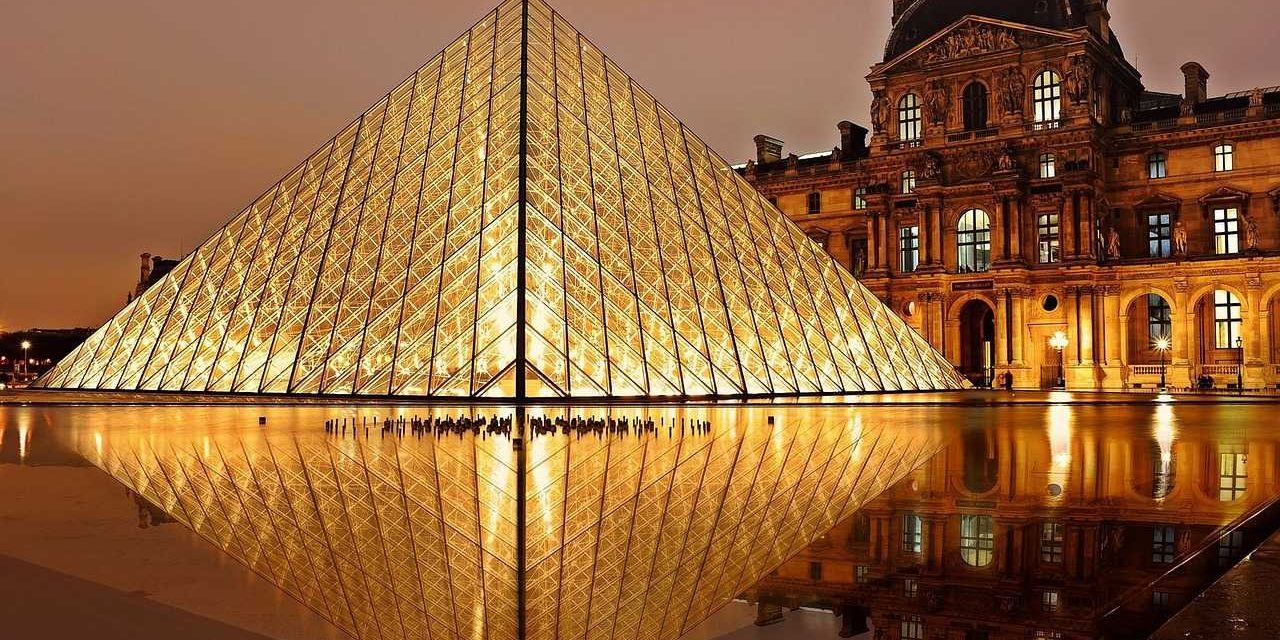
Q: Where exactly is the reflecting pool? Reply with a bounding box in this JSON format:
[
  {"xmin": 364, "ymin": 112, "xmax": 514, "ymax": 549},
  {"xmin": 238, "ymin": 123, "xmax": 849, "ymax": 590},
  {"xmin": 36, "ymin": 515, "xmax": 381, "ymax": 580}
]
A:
[{"xmin": 1, "ymin": 393, "xmax": 1278, "ymax": 640}]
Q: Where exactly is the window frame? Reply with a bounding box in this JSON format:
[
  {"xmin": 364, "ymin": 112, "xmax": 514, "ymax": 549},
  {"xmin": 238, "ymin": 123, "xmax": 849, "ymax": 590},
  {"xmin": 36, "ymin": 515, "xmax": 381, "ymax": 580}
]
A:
[
  {"xmin": 957, "ymin": 209, "xmax": 992, "ymax": 273},
  {"xmin": 898, "ymin": 93, "xmax": 924, "ymax": 143},
  {"xmin": 1040, "ymin": 521, "xmax": 1065, "ymax": 564},
  {"xmin": 902, "ymin": 513, "xmax": 923, "ymax": 553},
  {"xmin": 1147, "ymin": 212, "xmax": 1172, "ymax": 258},
  {"xmin": 1033, "ymin": 70, "xmax": 1063, "ymax": 128},
  {"xmin": 853, "ymin": 186, "xmax": 868, "ymax": 211},
  {"xmin": 963, "ymin": 81, "xmax": 990, "ymax": 131},
  {"xmin": 1219, "ymin": 452, "xmax": 1247, "ymax": 501},
  {"xmin": 1213, "ymin": 206, "xmax": 1240, "ymax": 255},
  {"xmin": 1037, "ymin": 212, "xmax": 1061, "ymax": 264},
  {"xmin": 1152, "ymin": 525, "xmax": 1177, "ymax": 564},
  {"xmin": 1214, "ymin": 290, "xmax": 1243, "ymax": 350},
  {"xmin": 1039, "ymin": 152, "xmax": 1057, "ymax": 179},
  {"xmin": 959, "ymin": 514, "xmax": 996, "ymax": 567},
  {"xmin": 901, "ymin": 170, "xmax": 917, "ymax": 195},
  {"xmin": 1214, "ymin": 143, "xmax": 1234, "ymax": 172},
  {"xmin": 900, "ymin": 615, "xmax": 924, "ymax": 640},
  {"xmin": 807, "ymin": 191, "xmax": 822, "ymax": 215},
  {"xmin": 1147, "ymin": 295, "xmax": 1172, "ymax": 345},
  {"xmin": 1148, "ymin": 151, "xmax": 1168, "ymax": 179},
  {"xmin": 899, "ymin": 225, "xmax": 920, "ymax": 274}
]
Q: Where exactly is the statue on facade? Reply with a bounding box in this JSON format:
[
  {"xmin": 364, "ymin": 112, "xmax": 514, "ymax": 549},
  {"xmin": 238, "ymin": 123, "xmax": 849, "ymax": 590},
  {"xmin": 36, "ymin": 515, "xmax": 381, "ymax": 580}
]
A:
[
  {"xmin": 870, "ymin": 90, "xmax": 888, "ymax": 135},
  {"xmin": 998, "ymin": 67, "xmax": 1026, "ymax": 116},
  {"xmin": 744, "ymin": 159, "xmax": 756, "ymax": 179},
  {"xmin": 1106, "ymin": 226, "xmax": 1121, "ymax": 259},
  {"xmin": 921, "ymin": 152, "xmax": 943, "ymax": 181},
  {"xmin": 996, "ymin": 142, "xmax": 1018, "ymax": 173},
  {"xmin": 1172, "ymin": 219, "xmax": 1189, "ymax": 256},
  {"xmin": 1065, "ymin": 56, "xmax": 1093, "ymax": 104},
  {"xmin": 1243, "ymin": 213, "xmax": 1260, "ymax": 251},
  {"xmin": 925, "ymin": 80, "xmax": 950, "ymax": 127}
]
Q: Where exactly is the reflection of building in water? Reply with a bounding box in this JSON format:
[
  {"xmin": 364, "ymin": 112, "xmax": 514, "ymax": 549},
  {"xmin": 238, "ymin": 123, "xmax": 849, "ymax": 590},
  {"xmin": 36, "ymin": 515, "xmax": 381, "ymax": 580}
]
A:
[{"xmin": 750, "ymin": 414, "xmax": 1279, "ymax": 639}]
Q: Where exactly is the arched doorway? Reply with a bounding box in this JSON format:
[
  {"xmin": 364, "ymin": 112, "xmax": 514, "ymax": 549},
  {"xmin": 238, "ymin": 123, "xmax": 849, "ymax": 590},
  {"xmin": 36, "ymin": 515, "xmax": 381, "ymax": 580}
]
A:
[
  {"xmin": 1126, "ymin": 293, "xmax": 1173, "ymax": 363},
  {"xmin": 959, "ymin": 299, "xmax": 996, "ymax": 387}
]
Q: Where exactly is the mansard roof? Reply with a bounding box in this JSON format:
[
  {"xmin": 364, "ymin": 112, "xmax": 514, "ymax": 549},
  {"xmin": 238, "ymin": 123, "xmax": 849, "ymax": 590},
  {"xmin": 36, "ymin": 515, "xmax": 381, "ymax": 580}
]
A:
[{"xmin": 885, "ymin": 0, "xmax": 1120, "ymax": 62}]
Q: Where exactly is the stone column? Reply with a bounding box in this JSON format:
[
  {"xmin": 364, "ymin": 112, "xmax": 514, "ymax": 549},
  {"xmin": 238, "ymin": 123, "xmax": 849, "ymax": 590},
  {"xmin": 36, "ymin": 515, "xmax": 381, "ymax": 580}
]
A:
[
  {"xmin": 1245, "ymin": 279, "xmax": 1266, "ymax": 387},
  {"xmin": 1099, "ymin": 286, "xmax": 1124, "ymax": 389},
  {"xmin": 1010, "ymin": 290, "xmax": 1026, "ymax": 366},
  {"xmin": 882, "ymin": 212, "xmax": 895, "ymax": 271},
  {"xmin": 1080, "ymin": 287, "xmax": 1096, "ymax": 365},
  {"xmin": 1010, "ymin": 195, "xmax": 1025, "ymax": 262},
  {"xmin": 920, "ymin": 204, "xmax": 934, "ymax": 265},
  {"xmin": 865, "ymin": 214, "xmax": 879, "ymax": 271},
  {"xmin": 1174, "ymin": 280, "xmax": 1195, "ymax": 386}
]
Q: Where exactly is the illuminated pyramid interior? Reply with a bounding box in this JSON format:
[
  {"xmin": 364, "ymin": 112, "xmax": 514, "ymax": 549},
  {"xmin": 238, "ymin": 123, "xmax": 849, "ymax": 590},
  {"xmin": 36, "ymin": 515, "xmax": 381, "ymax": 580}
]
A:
[
  {"xmin": 38, "ymin": 0, "xmax": 963, "ymax": 399},
  {"xmin": 64, "ymin": 405, "xmax": 942, "ymax": 640}
]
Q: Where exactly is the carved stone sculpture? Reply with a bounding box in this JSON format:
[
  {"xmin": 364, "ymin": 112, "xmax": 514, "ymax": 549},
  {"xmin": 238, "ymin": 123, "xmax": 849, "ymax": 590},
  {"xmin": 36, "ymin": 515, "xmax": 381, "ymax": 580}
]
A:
[
  {"xmin": 870, "ymin": 90, "xmax": 888, "ymax": 135},
  {"xmin": 1065, "ymin": 56, "xmax": 1093, "ymax": 104},
  {"xmin": 1243, "ymin": 213, "xmax": 1260, "ymax": 251},
  {"xmin": 998, "ymin": 67, "xmax": 1026, "ymax": 116},
  {"xmin": 923, "ymin": 23, "xmax": 1020, "ymax": 64},
  {"xmin": 925, "ymin": 80, "xmax": 950, "ymax": 126},
  {"xmin": 1106, "ymin": 226, "xmax": 1121, "ymax": 259},
  {"xmin": 997, "ymin": 143, "xmax": 1018, "ymax": 173},
  {"xmin": 921, "ymin": 152, "xmax": 943, "ymax": 181},
  {"xmin": 1172, "ymin": 219, "xmax": 1189, "ymax": 256}
]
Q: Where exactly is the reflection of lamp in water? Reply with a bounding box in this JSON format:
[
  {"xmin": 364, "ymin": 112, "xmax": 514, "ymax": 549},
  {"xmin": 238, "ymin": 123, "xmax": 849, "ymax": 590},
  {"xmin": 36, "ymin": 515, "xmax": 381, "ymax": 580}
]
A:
[
  {"xmin": 1049, "ymin": 331, "xmax": 1068, "ymax": 389},
  {"xmin": 1153, "ymin": 336, "xmax": 1171, "ymax": 392},
  {"xmin": 1049, "ymin": 404, "xmax": 1072, "ymax": 469},
  {"xmin": 1153, "ymin": 403, "xmax": 1176, "ymax": 499}
]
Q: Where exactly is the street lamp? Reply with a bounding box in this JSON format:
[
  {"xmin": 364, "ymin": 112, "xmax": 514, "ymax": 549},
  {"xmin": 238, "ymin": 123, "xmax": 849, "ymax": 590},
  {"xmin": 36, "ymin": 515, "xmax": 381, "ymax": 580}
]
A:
[
  {"xmin": 1236, "ymin": 336, "xmax": 1244, "ymax": 393},
  {"xmin": 1154, "ymin": 336, "xmax": 1171, "ymax": 392},
  {"xmin": 1049, "ymin": 331, "xmax": 1069, "ymax": 390},
  {"xmin": 20, "ymin": 340, "xmax": 31, "ymax": 377}
]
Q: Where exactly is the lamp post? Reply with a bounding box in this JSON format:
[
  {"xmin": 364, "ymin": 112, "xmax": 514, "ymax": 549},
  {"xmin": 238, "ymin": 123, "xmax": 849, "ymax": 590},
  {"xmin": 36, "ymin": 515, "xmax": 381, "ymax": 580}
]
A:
[
  {"xmin": 1154, "ymin": 336, "xmax": 1171, "ymax": 392},
  {"xmin": 20, "ymin": 340, "xmax": 31, "ymax": 378},
  {"xmin": 1236, "ymin": 336, "xmax": 1244, "ymax": 393},
  {"xmin": 1049, "ymin": 331, "xmax": 1069, "ymax": 390}
]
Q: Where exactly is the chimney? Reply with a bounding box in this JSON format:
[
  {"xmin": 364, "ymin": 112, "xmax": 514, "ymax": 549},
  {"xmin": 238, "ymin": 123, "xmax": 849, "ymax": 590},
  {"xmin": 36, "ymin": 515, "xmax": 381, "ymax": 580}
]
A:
[
  {"xmin": 753, "ymin": 135, "xmax": 784, "ymax": 165},
  {"xmin": 1084, "ymin": 1, "xmax": 1111, "ymax": 43},
  {"xmin": 1181, "ymin": 62, "xmax": 1210, "ymax": 106},
  {"xmin": 139, "ymin": 253, "xmax": 152, "ymax": 284},
  {"xmin": 838, "ymin": 121, "xmax": 868, "ymax": 159}
]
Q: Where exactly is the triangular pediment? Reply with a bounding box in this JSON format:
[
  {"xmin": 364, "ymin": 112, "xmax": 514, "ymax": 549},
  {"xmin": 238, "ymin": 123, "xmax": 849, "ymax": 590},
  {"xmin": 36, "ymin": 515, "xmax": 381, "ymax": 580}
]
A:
[
  {"xmin": 37, "ymin": 0, "xmax": 963, "ymax": 400},
  {"xmin": 876, "ymin": 16, "xmax": 1077, "ymax": 75}
]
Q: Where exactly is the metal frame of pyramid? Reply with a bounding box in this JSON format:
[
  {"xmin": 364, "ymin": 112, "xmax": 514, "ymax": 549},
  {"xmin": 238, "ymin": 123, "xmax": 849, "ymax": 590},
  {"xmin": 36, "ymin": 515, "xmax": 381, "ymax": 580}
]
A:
[{"xmin": 37, "ymin": 0, "xmax": 964, "ymax": 400}]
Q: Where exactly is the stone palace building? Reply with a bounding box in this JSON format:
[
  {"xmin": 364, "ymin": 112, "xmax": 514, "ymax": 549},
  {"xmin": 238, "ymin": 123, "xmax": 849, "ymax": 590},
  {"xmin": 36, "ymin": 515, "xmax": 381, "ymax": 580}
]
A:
[{"xmin": 740, "ymin": 0, "xmax": 1280, "ymax": 390}]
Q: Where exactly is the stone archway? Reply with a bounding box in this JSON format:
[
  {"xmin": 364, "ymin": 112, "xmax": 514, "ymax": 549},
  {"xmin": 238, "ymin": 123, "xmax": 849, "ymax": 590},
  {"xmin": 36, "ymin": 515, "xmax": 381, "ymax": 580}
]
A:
[
  {"xmin": 1192, "ymin": 287, "xmax": 1246, "ymax": 388},
  {"xmin": 958, "ymin": 299, "xmax": 996, "ymax": 387}
]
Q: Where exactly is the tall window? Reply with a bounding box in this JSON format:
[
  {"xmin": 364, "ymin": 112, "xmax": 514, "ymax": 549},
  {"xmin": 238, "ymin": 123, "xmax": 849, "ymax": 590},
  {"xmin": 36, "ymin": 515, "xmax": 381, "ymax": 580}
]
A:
[
  {"xmin": 900, "ymin": 226, "xmax": 920, "ymax": 273},
  {"xmin": 808, "ymin": 561, "xmax": 823, "ymax": 581},
  {"xmin": 1214, "ymin": 290, "xmax": 1243, "ymax": 349},
  {"xmin": 807, "ymin": 191, "xmax": 822, "ymax": 215},
  {"xmin": 1213, "ymin": 207, "xmax": 1240, "ymax": 255},
  {"xmin": 903, "ymin": 513, "xmax": 923, "ymax": 553},
  {"xmin": 1039, "ymin": 153, "xmax": 1057, "ymax": 179},
  {"xmin": 898, "ymin": 93, "xmax": 923, "ymax": 143},
  {"xmin": 1147, "ymin": 212, "xmax": 1172, "ymax": 257},
  {"xmin": 1214, "ymin": 143, "xmax": 1234, "ymax": 172},
  {"xmin": 963, "ymin": 82, "xmax": 989, "ymax": 131},
  {"xmin": 1041, "ymin": 522, "xmax": 1065, "ymax": 564},
  {"xmin": 960, "ymin": 514, "xmax": 995, "ymax": 567},
  {"xmin": 1042, "ymin": 591, "xmax": 1061, "ymax": 613},
  {"xmin": 1152, "ymin": 525, "xmax": 1176, "ymax": 564},
  {"xmin": 901, "ymin": 616, "xmax": 924, "ymax": 640},
  {"xmin": 1219, "ymin": 452, "xmax": 1247, "ymax": 501},
  {"xmin": 855, "ymin": 564, "xmax": 871, "ymax": 584},
  {"xmin": 957, "ymin": 209, "xmax": 992, "ymax": 273},
  {"xmin": 1037, "ymin": 213, "xmax": 1060, "ymax": 264},
  {"xmin": 1148, "ymin": 295, "xmax": 1172, "ymax": 344},
  {"xmin": 1033, "ymin": 70, "xmax": 1062, "ymax": 128},
  {"xmin": 1148, "ymin": 152, "xmax": 1168, "ymax": 179},
  {"xmin": 901, "ymin": 170, "xmax": 917, "ymax": 194},
  {"xmin": 853, "ymin": 186, "xmax": 868, "ymax": 210}
]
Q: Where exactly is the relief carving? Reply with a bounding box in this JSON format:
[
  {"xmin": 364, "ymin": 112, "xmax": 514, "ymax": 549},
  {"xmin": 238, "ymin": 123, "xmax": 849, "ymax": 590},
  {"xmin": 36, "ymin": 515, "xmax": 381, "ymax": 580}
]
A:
[
  {"xmin": 870, "ymin": 90, "xmax": 888, "ymax": 135},
  {"xmin": 952, "ymin": 148, "xmax": 995, "ymax": 181},
  {"xmin": 1065, "ymin": 55, "xmax": 1094, "ymax": 104},
  {"xmin": 925, "ymin": 80, "xmax": 950, "ymax": 126},
  {"xmin": 922, "ymin": 23, "xmax": 1020, "ymax": 63},
  {"xmin": 997, "ymin": 67, "xmax": 1026, "ymax": 115}
]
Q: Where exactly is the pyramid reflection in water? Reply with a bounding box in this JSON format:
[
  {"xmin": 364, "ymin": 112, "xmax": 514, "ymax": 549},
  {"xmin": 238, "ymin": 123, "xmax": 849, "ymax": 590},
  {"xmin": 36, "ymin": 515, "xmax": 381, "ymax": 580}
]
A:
[
  {"xmin": 65, "ymin": 405, "xmax": 941, "ymax": 640},
  {"xmin": 38, "ymin": 0, "xmax": 962, "ymax": 399}
]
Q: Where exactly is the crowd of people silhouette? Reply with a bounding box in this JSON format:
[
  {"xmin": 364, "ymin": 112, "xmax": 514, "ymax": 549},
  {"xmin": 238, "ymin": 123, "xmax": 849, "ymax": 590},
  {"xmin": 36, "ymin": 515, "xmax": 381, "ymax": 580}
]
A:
[{"xmin": 321, "ymin": 414, "xmax": 714, "ymax": 441}]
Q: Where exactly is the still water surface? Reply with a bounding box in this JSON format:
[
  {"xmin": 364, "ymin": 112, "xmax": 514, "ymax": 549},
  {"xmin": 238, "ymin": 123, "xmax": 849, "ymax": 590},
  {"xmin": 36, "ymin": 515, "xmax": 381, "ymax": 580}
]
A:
[{"xmin": 1, "ymin": 393, "xmax": 1276, "ymax": 639}]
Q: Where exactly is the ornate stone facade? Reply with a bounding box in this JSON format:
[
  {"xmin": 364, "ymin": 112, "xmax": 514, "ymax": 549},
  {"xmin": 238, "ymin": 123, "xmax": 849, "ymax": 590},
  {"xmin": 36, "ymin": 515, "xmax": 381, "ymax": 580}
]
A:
[{"xmin": 742, "ymin": 1, "xmax": 1280, "ymax": 390}]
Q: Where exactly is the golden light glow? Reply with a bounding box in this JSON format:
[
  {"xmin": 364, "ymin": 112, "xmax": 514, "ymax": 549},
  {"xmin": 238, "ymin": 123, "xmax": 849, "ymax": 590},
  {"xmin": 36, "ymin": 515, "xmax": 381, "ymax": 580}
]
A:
[
  {"xmin": 1153, "ymin": 336, "xmax": 1171, "ymax": 352},
  {"xmin": 1049, "ymin": 331, "xmax": 1069, "ymax": 351},
  {"xmin": 34, "ymin": 0, "xmax": 962, "ymax": 399}
]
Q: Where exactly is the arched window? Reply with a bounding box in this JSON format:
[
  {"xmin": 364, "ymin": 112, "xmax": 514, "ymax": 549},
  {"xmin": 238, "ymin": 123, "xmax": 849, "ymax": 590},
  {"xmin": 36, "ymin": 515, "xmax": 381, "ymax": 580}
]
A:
[
  {"xmin": 1033, "ymin": 70, "xmax": 1062, "ymax": 128},
  {"xmin": 963, "ymin": 82, "xmax": 989, "ymax": 131},
  {"xmin": 898, "ymin": 93, "xmax": 923, "ymax": 143},
  {"xmin": 960, "ymin": 514, "xmax": 995, "ymax": 567},
  {"xmin": 1214, "ymin": 143, "xmax": 1234, "ymax": 172},
  {"xmin": 957, "ymin": 208, "xmax": 992, "ymax": 273}
]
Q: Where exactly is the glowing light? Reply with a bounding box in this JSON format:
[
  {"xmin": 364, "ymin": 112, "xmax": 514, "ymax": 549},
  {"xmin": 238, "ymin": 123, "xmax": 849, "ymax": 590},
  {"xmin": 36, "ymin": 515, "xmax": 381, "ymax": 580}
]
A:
[{"xmin": 1049, "ymin": 331, "xmax": 1069, "ymax": 351}]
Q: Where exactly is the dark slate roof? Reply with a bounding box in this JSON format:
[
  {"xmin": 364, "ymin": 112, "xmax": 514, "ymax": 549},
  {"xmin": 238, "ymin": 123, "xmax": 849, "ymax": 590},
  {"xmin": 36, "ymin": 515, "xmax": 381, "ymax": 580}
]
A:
[{"xmin": 884, "ymin": 0, "xmax": 1121, "ymax": 62}]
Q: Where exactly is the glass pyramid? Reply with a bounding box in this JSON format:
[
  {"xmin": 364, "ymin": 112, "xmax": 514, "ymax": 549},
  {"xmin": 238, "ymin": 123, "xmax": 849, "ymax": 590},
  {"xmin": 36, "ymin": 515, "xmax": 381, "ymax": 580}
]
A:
[
  {"xmin": 57, "ymin": 404, "xmax": 943, "ymax": 640},
  {"xmin": 37, "ymin": 0, "xmax": 963, "ymax": 399}
]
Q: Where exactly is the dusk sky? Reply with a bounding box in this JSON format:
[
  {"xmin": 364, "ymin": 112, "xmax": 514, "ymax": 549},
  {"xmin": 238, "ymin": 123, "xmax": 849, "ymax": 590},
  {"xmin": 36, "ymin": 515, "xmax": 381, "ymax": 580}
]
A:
[{"xmin": 3, "ymin": 0, "xmax": 1277, "ymax": 330}]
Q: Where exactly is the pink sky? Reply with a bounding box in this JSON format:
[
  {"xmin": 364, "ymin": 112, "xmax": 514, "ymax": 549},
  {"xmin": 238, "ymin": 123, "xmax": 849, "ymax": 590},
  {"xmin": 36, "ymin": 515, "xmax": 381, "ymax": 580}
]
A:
[{"xmin": 3, "ymin": 0, "xmax": 1277, "ymax": 329}]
